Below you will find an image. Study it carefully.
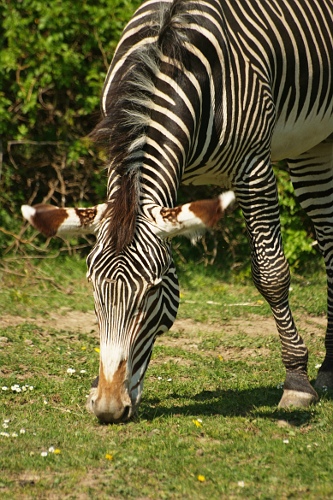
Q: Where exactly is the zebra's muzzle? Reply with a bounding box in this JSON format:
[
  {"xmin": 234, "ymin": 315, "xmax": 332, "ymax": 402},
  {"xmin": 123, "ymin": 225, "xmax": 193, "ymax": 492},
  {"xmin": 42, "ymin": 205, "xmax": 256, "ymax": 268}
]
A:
[
  {"xmin": 87, "ymin": 360, "xmax": 135, "ymax": 424},
  {"xmin": 87, "ymin": 386, "xmax": 134, "ymax": 424}
]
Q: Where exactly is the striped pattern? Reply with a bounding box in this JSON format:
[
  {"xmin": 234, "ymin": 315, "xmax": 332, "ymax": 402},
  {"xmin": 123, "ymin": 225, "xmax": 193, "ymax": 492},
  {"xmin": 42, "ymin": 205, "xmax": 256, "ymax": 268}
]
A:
[
  {"xmin": 87, "ymin": 223, "xmax": 179, "ymax": 421},
  {"xmin": 86, "ymin": 0, "xmax": 333, "ymax": 421}
]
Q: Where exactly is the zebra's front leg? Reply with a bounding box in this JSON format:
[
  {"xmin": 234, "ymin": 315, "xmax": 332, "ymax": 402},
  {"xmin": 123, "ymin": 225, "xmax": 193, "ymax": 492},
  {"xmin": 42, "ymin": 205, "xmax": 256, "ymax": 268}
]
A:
[
  {"xmin": 271, "ymin": 304, "xmax": 319, "ymax": 408},
  {"xmin": 252, "ymin": 240, "xmax": 318, "ymax": 408},
  {"xmin": 236, "ymin": 168, "xmax": 318, "ymax": 408}
]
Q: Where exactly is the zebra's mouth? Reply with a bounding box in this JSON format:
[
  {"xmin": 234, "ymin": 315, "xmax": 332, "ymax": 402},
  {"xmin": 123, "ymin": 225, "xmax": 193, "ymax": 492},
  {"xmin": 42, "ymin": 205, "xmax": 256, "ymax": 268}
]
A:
[{"xmin": 86, "ymin": 386, "xmax": 135, "ymax": 424}]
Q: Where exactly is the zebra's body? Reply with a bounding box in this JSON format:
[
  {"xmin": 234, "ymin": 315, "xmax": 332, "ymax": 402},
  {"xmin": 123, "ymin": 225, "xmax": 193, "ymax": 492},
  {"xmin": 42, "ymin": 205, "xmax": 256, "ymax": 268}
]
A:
[{"xmin": 22, "ymin": 0, "xmax": 333, "ymax": 422}]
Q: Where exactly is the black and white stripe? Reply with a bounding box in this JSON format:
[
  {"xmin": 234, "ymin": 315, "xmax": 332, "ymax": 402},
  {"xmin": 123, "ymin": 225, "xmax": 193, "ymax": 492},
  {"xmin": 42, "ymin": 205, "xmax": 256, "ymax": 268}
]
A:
[{"xmin": 87, "ymin": 0, "xmax": 333, "ymax": 419}]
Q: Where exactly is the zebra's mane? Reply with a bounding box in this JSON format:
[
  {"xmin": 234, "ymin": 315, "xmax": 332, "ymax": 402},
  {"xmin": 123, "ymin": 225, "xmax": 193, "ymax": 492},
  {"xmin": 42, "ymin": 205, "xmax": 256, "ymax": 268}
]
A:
[{"xmin": 90, "ymin": 0, "xmax": 196, "ymax": 253}]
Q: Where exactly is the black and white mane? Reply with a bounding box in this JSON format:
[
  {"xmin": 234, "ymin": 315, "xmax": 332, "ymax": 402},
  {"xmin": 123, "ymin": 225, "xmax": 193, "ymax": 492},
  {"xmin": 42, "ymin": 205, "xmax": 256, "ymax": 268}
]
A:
[{"xmin": 90, "ymin": 0, "xmax": 198, "ymax": 253}]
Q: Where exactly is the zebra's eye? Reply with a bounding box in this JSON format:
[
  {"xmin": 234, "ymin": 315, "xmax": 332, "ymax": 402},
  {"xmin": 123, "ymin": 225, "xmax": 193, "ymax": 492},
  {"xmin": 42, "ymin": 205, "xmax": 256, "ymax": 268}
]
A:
[
  {"xmin": 149, "ymin": 277, "xmax": 162, "ymax": 288},
  {"xmin": 147, "ymin": 281, "xmax": 161, "ymax": 296}
]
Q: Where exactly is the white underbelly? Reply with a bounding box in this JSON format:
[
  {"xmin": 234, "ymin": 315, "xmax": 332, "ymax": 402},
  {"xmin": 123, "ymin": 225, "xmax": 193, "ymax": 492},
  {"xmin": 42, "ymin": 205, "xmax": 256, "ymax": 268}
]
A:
[{"xmin": 271, "ymin": 112, "xmax": 333, "ymax": 161}]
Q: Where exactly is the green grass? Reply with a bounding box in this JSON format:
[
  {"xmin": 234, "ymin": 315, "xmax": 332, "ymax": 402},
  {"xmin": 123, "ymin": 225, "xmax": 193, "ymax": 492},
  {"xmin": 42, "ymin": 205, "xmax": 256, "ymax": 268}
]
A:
[
  {"xmin": 0, "ymin": 256, "xmax": 94, "ymax": 315},
  {"xmin": 0, "ymin": 255, "xmax": 332, "ymax": 498}
]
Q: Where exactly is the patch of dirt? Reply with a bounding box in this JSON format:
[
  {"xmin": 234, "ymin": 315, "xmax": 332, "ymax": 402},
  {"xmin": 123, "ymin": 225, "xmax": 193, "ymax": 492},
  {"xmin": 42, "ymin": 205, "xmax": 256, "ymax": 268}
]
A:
[
  {"xmin": 158, "ymin": 314, "xmax": 326, "ymax": 360},
  {"xmin": 5, "ymin": 471, "xmax": 121, "ymax": 500},
  {"xmin": 0, "ymin": 309, "xmax": 327, "ymax": 361},
  {"xmin": 0, "ymin": 308, "xmax": 98, "ymax": 334}
]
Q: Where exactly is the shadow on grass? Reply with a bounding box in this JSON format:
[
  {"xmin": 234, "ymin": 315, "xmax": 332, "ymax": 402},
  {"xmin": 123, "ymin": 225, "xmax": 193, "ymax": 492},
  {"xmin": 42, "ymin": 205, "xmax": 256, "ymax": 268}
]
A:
[{"xmin": 139, "ymin": 385, "xmax": 316, "ymax": 426}]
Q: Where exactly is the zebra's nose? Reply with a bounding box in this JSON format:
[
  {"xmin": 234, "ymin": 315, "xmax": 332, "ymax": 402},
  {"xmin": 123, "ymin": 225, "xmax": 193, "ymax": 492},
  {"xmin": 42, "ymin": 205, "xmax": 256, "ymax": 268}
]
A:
[{"xmin": 97, "ymin": 403, "xmax": 132, "ymax": 424}]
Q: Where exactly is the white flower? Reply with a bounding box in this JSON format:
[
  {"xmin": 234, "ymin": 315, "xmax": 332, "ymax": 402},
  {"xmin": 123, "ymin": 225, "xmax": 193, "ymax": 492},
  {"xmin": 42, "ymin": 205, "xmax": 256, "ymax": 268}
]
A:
[
  {"xmin": 2, "ymin": 386, "xmax": 8, "ymax": 391},
  {"xmin": 41, "ymin": 451, "xmax": 48, "ymax": 457},
  {"xmin": 80, "ymin": 370, "xmax": 86, "ymax": 374},
  {"xmin": 66, "ymin": 368, "xmax": 76, "ymax": 375},
  {"xmin": 283, "ymin": 439, "xmax": 289, "ymax": 444},
  {"xmin": 167, "ymin": 378, "xmax": 172, "ymax": 382},
  {"xmin": 49, "ymin": 446, "xmax": 55, "ymax": 453},
  {"xmin": 11, "ymin": 432, "xmax": 18, "ymax": 438},
  {"xmin": 238, "ymin": 481, "xmax": 245, "ymax": 488},
  {"xmin": 20, "ymin": 429, "xmax": 26, "ymax": 434},
  {"xmin": 2, "ymin": 423, "xmax": 8, "ymax": 429},
  {"xmin": 29, "ymin": 386, "xmax": 34, "ymax": 391},
  {"xmin": 0, "ymin": 432, "xmax": 9, "ymax": 437}
]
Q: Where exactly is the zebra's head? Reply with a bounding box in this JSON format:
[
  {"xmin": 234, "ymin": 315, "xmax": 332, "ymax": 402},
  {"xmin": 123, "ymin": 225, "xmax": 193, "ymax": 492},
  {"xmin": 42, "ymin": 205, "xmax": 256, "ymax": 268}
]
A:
[
  {"xmin": 21, "ymin": 191, "xmax": 234, "ymax": 423},
  {"xmin": 85, "ymin": 221, "xmax": 179, "ymax": 423}
]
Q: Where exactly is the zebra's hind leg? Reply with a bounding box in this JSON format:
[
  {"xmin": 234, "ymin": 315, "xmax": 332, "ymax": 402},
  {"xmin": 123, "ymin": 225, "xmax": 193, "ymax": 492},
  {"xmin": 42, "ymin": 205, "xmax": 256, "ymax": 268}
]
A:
[
  {"xmin": 289, "ymin": 138, "xmax": 333, "ymax": 394},
  {"xmin": 236, "ymin": 161, "xmax": 318, "ymax": 408}
]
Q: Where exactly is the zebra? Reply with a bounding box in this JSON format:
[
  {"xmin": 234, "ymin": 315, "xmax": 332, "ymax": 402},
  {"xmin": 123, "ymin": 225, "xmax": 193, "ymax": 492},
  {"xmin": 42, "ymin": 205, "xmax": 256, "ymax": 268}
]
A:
[{"xmin": 22, "ymin": 0, "xmax": 333, "ymax": 423}]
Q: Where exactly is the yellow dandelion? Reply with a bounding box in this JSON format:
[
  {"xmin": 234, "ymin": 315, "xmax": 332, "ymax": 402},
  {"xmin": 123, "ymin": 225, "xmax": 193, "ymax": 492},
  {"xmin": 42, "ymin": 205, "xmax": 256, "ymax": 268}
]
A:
[
  {"xmin": 94, "ymin": 347, "xmax": 100, "ymax": 353},
  {"xmin": 192, "ymin": 419, "xmax": 202, "ymax": 428},
  {"xmin": 218, "ymin": 355, "xmax": 223, "ymax": 361},
  {"xmin": 197, "ymin": 475, "xmax": 206, "ymax": 482},
  {"xmin": 81, "ymin": 346, "xmax": 87, "ymax": 351},
  {"xmin": 54, "ymin": 449, "xmax": 61, "ymax": 454},
  {"xmin": 105, "ymin": 453, "xmax": 113, "ymax": 460}
]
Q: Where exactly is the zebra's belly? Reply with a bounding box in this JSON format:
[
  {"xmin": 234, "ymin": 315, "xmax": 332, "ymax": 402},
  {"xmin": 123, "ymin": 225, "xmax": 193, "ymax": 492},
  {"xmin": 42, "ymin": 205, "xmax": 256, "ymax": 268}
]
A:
[
  {"xmin": 271, "ymin": 113, "xmax": 333, "ymax": 161},
  {"xmin": 182, "ymin": 111, "xmax": 333, "ymax": 188}
]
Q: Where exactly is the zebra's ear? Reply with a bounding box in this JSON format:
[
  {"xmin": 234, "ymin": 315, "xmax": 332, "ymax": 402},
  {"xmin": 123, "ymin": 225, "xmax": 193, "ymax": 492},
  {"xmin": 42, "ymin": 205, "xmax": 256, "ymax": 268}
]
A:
[
  {"xmin": 21, "ymin": 203, "xmax": 108, "ymax": 237},
  {"xmin": 151, "ymin": 191, "xmax": 235, "ymax": 240}
]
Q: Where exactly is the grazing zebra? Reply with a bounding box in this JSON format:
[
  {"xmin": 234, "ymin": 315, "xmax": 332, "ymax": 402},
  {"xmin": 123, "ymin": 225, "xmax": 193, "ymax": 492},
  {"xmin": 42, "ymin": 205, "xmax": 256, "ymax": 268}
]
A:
[{"xmin": 22, "ymin": 0, "xmax": 333, "ymax": 423}]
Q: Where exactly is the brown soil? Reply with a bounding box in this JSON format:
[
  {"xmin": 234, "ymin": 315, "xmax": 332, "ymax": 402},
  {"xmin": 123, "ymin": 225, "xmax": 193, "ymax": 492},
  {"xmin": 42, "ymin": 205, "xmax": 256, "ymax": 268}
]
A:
[{"xmin": 0, "ymin": 308, "xmax": 327, "ymax": 360}]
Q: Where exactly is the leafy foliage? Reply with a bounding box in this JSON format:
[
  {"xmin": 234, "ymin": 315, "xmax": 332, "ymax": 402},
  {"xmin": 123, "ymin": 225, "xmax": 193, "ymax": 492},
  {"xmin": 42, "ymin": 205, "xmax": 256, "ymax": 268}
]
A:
[{"xmin": 0, "ymin": 0, "xmax": 140, "ymax": 251}]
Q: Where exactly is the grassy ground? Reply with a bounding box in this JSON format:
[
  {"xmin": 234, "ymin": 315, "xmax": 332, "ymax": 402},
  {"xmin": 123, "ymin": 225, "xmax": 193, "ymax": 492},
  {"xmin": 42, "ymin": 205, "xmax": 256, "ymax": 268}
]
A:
[{"xmin": 1, "ymin": 255, "xmax": 332, "ymax": 499}]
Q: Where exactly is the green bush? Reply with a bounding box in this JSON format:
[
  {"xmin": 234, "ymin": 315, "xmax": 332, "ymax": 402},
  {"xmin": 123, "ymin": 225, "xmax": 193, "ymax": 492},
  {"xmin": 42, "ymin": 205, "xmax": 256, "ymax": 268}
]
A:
[{"xmin": 0, "ymin": 0, "xmax": 140, "ymax": 249}]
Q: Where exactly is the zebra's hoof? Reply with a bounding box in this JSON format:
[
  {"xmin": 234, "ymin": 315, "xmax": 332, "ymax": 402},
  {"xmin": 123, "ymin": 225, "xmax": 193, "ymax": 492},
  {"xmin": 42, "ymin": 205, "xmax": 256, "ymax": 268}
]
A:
[
  {"xmin": 278, "ymin": 389, "xmax": 319, "ymax": 409},
  {"xmin": 314, "ymin": 371, "xmax": 333, "ymax": 391}
]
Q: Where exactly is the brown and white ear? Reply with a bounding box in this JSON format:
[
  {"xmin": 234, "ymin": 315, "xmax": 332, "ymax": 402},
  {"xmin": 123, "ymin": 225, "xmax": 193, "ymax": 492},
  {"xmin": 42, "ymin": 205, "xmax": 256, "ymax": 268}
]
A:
[
  {"xmin": 150, "ymin": 191, "xmax": 235, "ymax": 240},
  {"xmin": 21, "ymin": 203, "xmax": 108, "ymax": 237}
]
